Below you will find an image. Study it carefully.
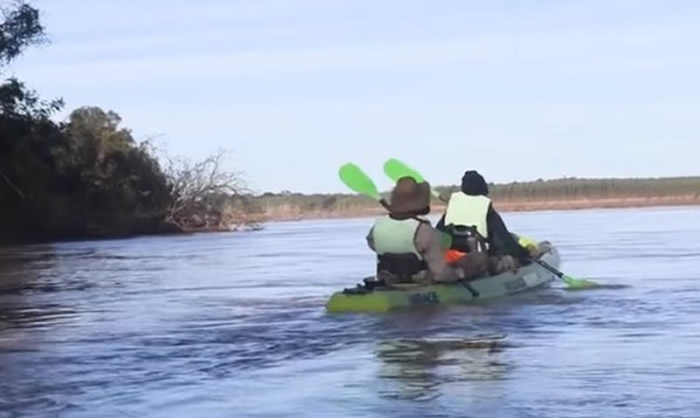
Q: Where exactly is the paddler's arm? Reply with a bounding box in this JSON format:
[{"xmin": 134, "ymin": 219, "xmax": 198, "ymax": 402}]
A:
[
  {"xmin": 486, "ymin": 204, "xmax": 530, "ymax": 263},
  {"xmin": 414, "ymin": 223, "xmax": 461, "ymax": 282}
]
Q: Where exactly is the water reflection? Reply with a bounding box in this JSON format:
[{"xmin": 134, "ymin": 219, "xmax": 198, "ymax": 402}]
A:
[
  {"xmin": 0, "ymin": 246, "xmax": 52, "ymax": 293},
  {"xmin": 0, "ymin": 245, "xmax": 81, "ymax": 352},
  {"xmin": 375, "ymin": 334, "xmax": 510, "ymax": 401}
]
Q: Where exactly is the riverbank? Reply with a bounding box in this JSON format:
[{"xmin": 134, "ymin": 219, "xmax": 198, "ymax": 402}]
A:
[
  {"xmin": 258, "ymin": 195, "xmax": 700, "ymax": 221},
  {"xmin": 251, "ymin": 176, "xmax": 700, "ymax": 222}
]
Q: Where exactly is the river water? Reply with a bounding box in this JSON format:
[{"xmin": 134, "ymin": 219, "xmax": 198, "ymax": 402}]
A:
[{"xmin": 1, "ymin": 207, "xmax": 699, "ymax": 417}]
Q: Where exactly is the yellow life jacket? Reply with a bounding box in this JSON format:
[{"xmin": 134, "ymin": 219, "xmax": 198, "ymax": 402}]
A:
[{"xmin": 443, "ymin": 192, "xmax": 491, "ymax": 238}]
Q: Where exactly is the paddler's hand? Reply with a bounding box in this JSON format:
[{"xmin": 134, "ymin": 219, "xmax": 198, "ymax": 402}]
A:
[
  {"xmin": 526, "ymin": 244, "xmax": 541, "ymax": 258},
  {"xmin": 519, "ymin": 243, "xmax": 541, "ymax": 258}
]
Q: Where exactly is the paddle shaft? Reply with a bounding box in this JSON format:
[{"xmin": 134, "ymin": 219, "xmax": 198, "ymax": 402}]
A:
[
  {"xmin": 530, "ymin": 257, "xmax": 566, "ymax": 280},
  {"xmin": 460, "ymin": 280, "xmax": 480, "ymax": 298}
]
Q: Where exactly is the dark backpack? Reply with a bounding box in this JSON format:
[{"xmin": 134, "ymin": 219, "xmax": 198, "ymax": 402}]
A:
[
  {"xmin": 377, "ymin": 253, "xmax": 428, "ymax": 283},
  {"xmin": 445, "ymin": 224, "xmax": 488, "ymax": 253}
]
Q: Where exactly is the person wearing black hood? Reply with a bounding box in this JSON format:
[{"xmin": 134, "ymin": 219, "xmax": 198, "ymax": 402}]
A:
[{"xmin": 436, "ymin": 170, "xmax": 531, "ymax": 273}]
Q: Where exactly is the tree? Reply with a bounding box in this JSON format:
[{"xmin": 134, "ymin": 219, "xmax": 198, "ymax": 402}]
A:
[
  {"xmin": 1, "ymin": 1, "xmax": 64, "ymax": 207},
  {"xmin": 60, "ymin": 106, "xmax": 172, "ymax": 217},
  {"xmin": 162, "ymin": 149, "xmax": 257, "ymax": 230},
  {"xmin": 1, "ymin": 2, "xmax": 44, "ymax": 65},
  {"xmin": 1, "ymin": 10, "xmax": 178, "ymax": 241},
  {"xmin": 0, "ymin": 2, "xmax": 263, "ymax": 245},
  {"xmin": 65, "ymin": 107, "xmax": 134, "ymax": 155},
  {"xmin": 0, "ymin": 2, "xmax": 61, "ymax": 119}
]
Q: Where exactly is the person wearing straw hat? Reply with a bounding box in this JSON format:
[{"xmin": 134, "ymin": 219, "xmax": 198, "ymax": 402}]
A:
[{"xmin": 366, "ymin": 176, "xmax": 472, "ymax": 285}]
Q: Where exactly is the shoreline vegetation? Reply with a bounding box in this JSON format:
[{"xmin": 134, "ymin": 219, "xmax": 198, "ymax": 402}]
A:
[
  {"xmin": 256, "ymin": 195, "xmax": 700, "ymax": 222},
  {"xmin": 2, "ymin": 3, "xmax": 699, "ymax": 246},
  {"xmin": 1, "ymin": 2, "xmax": 259, "ymax": 245},
  {"xmin": 248, "ymin": 178, "xmax": 700, "ymax": 222}
]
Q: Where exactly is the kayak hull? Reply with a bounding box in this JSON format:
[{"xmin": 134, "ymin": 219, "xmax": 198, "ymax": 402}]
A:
[{"xmin": 326, "ymin": 246, "xmax": 560, "ymax": 313}]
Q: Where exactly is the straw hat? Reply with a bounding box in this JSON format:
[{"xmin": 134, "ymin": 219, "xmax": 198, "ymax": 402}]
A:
[{"xmin": 389, "ymin": 176, "xmax": 431, "ymax": 215}]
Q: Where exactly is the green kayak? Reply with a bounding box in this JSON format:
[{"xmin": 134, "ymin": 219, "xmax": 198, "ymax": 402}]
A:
[{"xmin": 326, "ymin": 245, "xmax": 560, "ymax": 313}]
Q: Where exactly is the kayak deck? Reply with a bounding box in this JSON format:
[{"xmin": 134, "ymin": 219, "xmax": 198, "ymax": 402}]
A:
[{"xmin": 326, "ymin": 247, "xmax": 560, "ymax": 313}]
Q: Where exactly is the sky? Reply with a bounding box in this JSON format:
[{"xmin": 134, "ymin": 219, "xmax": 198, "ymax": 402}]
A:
[{"xmin": 7, "ymin": 0, "xmax": 700, "ymax": 193}]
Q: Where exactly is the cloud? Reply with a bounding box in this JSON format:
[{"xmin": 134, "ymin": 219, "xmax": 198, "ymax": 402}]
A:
[{"xmin": 16, "ymin": 22, "xmax": 698, "ymax": 87}]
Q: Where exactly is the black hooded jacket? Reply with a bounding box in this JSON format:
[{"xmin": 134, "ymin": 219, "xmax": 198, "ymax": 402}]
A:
[{"xmin": 436, "ymin": 171, "xmax": 530, "ymax": 263}]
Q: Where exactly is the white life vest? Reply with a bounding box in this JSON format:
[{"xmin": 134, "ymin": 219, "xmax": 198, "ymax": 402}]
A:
[{"xmin": 371, "ymin": 216, "xmax": 422, "ymax": 258}]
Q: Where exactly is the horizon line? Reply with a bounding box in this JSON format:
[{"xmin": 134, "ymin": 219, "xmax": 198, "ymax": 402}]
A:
[{"xmin": 249, "ymin": 173, "xmax": 700, "ymax": 196}]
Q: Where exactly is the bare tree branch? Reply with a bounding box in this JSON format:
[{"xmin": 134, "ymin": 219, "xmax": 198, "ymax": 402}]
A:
[{"xmin": 159, "ymin": 148, "xmax": 259, "ymax": 230}]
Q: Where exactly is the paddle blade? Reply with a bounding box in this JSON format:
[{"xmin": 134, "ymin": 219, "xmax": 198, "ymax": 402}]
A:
[
  {"xmin": 383, "ymin": 158, "xmax": 425, "ymax": 183},
  {"xmin": 562, "ymin": 274, "xmax": 600, "ymax": 290},
  {"xmin": 533, "ymin": 257, "xmax": 601, "ymax": 290},
  {"xmin": 384, "ymin": 158, "xmax": 443, "ymax": 200},
  {"xmin": 338, "ymin": 163, "xmax": 380, "ymax": 200}
]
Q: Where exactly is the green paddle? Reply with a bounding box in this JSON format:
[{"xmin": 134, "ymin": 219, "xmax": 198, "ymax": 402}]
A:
[
  {"xmin": 381, "ymin": 158, "xmax": 600, "ymax": 290},
  {"xmin": 339, "ymin": 162, "xmax": 383, "ymax": 203},
  {"xmin": 531, "ymin": 258, "xmax": 599, "ymax": 290},
  {"xmin": 384, "ymin": 158, "xmax": 444, "ymax": 201},
  {"xmin": 338, "ymin": 162, "xmax": 452, "ymax": 249}
]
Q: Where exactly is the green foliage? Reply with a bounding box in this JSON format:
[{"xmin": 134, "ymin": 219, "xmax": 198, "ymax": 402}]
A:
[
  {"xmin": 0, "ymin": 2, "xmax": 45, "ymax": 65},
  {"xmin": 1, "ymin": 103, "xmax": 175, "ymax": 243},
  {"xmin": 0, "ymin": 2, "xmax": 177, "ymax": 244}
]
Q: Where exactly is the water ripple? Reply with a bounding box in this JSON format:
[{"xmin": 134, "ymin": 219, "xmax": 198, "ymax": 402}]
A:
[{"xmin": 0, "ymin": 208, "xmax": 699, "ymax": 417}]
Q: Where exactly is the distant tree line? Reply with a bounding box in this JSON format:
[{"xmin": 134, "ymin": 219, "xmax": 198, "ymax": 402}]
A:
[
  {"xmin": 0, "ymin": 2, "xmax": 253, "ymax": 245},
  {"xmin": 252, "ymin": 176, "xmax": 700, "ymax": 216},
  {"xmin": 253, "ymin": 192, "xmax": 377, "ymax": 214},
  {"xmin": 437, "ymin": 177, "xmax": 700, "ymax": 202}
]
